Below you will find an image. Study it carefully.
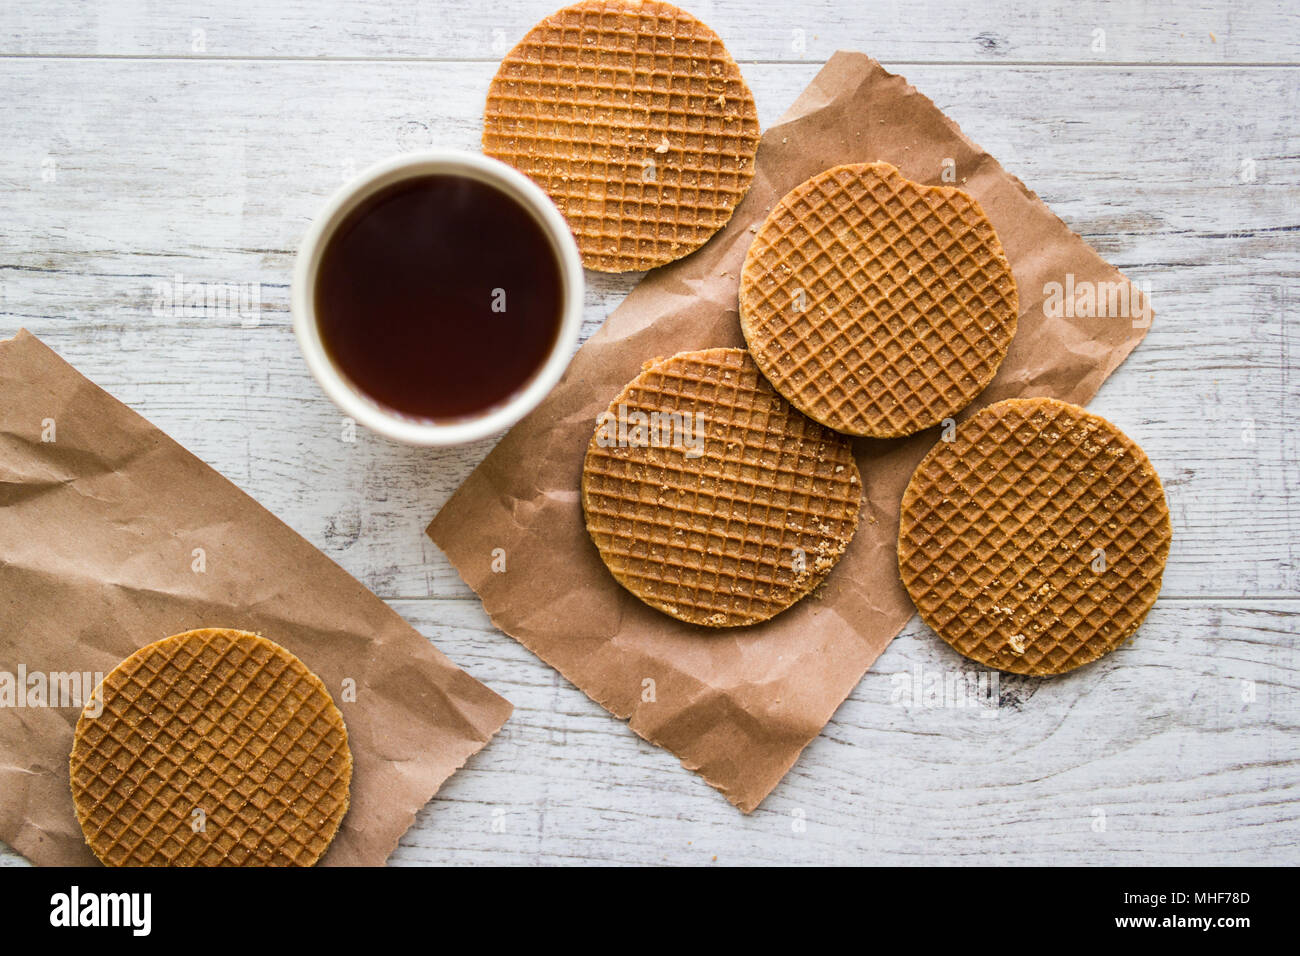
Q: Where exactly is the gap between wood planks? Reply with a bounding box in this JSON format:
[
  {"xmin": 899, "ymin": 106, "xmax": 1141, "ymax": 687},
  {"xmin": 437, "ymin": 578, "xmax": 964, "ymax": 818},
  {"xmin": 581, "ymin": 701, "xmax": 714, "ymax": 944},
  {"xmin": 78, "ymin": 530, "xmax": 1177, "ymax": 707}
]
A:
[
  {"xmin": 0, "ymin": 53, "xmax": 1298, "ymax": 68},
  {"xmin": 382, "ymin": 595, "xmax": 1300, "ymax": 603}
]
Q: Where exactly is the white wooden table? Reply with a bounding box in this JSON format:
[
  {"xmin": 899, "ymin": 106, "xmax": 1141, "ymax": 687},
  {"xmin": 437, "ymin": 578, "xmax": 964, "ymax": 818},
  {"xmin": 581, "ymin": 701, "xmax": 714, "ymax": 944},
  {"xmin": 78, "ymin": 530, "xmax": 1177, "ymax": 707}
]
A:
[{"xmin": 2, "ymin": 0, "xmax": 1297, "ymax": 866}]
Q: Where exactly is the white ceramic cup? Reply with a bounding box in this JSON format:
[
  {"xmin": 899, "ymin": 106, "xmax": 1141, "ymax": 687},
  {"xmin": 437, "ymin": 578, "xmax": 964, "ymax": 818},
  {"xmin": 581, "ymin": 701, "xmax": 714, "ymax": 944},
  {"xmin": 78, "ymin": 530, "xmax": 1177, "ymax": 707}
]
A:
[{"xmin": 291, "ymin": 150, "xmax": 584, "ymax": 446}]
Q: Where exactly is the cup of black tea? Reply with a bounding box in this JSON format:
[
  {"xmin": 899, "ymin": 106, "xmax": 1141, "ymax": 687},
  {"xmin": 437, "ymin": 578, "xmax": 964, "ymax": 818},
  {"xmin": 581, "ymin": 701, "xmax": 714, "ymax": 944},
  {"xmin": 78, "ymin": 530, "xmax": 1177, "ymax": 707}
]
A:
[{"xmin": 292, "ymin": 151, "xmax": 584, "ymax": 445}]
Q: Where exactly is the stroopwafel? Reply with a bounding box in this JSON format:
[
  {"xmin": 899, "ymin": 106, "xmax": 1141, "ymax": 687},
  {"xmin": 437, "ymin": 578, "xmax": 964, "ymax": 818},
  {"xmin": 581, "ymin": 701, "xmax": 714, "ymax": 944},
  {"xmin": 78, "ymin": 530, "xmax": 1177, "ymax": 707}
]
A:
[
  {"xmin": 483, "ymin": 0, "xmax": 761, "ymax": 272},
  {"xmin": 70, "ymin": 628, "xmax": 352, "ymax": 866},
  {"xmin": 898, "ymin": 398, "xmax": 1171, "ymax": 676},
  {"xmin": 582, "ymin": 347, "xmax": 862, "ymax": 627},
  {"xmin": 740, "ymin": 161, "xmax": 1019, "ymax": 437}
]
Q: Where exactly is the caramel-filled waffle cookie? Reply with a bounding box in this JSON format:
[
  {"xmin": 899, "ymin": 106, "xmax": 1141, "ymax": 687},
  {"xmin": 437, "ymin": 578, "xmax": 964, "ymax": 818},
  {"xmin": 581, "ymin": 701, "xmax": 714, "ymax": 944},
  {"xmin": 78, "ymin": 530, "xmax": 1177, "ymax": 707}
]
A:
[
  {"xmin": 70, "ymin": 628, "xmax": 351, "ymax": 866},
  {"xmin": 582, "ymin": 347, "xmax": 862, "ymax": 627},
  {"xmin": 899, "ymin": 398, "xmax": 1171, "ymax": 675},
  {"xmin": 484, "ymin": 0, "xmax": 761, "ymax": 272},
  {"xmin": 741, "ymin": 161, "xmax": 1018, "ymax": 437}
]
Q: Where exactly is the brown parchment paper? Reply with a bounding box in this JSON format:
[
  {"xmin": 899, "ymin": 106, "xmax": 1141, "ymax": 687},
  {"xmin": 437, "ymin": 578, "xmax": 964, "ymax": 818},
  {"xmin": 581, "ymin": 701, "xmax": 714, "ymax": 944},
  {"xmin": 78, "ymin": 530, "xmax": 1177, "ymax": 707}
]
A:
[
  {"xmin": 0, "ymin": 330, "xmax": 513, "ymax": 865},
  {"xmin": 428, "ymin": 52, "xmax": 1152, "ymax": 813}
]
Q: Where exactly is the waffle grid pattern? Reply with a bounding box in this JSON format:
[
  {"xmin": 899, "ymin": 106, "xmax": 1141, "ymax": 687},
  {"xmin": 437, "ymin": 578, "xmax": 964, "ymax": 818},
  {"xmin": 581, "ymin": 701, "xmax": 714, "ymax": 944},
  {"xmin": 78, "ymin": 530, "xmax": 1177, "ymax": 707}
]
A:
[
  {"xmin": 899, "ymin": 398, "xmax": 1171, "ymax": 676},
  {"xmin": 740, "ymin": 162, "xmax": 1019, "ymax": 437},
  {"xmin": 70, "ymin": 629, "xmax": 351, "ymax": 866},
  {"xmin": 582, "ymin": 348, "xmax": 861, "ymax": 627},
  {"xmin": 484, "ymin": 0, "xmax": 761, "ymax": 272}
]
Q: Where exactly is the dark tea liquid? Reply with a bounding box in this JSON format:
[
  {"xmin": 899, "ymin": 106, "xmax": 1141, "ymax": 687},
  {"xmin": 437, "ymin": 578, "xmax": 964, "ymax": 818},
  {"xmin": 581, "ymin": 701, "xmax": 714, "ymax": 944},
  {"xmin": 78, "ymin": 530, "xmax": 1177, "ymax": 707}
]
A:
[{"xmin": 315, "ymin": 174, "xmax": 563, "ymax": 421}]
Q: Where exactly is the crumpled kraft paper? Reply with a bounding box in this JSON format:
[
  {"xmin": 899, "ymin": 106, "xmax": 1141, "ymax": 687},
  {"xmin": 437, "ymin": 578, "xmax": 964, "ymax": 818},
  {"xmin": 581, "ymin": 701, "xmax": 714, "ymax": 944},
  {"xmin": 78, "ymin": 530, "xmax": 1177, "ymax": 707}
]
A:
[
  {"xmin": 0, "ymin": 330, "xmax": 513, "ymax": 864},
  {"xmin": 428, "ymin": 52, "xmax": 1152, "ymax": 812}
]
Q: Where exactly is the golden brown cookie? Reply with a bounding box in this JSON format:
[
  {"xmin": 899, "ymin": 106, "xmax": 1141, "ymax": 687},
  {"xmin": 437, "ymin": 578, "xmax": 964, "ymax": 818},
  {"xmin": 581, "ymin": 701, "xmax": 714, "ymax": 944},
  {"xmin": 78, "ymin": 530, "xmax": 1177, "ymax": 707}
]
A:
[
  {"xmin": 582, "ymin": 347, "xmax": 861, "ymax": 627},
  {"xmin": 483, "ymin": 0, "xmax": 761, "ymax": 272},
  {"xmin": 899, "ymin": 398, "xmax": 1171, "ymax": 675},
  {"xmin": 740, "ymin": 161, "xmax": 1019, "ymax": 437},
  {"xmin": 70, "ymin": 628, "xmax": 351, "ymax": 866}
]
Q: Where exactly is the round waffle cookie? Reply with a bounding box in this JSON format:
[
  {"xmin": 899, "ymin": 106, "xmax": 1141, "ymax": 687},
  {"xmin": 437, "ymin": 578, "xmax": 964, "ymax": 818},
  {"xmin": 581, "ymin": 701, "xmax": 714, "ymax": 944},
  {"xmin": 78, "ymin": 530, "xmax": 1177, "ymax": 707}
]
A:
[
  {"xmin": 70, "ymin": 628, "xmax": 352, "ymax": 867},
  {"xmin": 899, "ymin": 398, "xmax": 1172, "ymax": 676},
  {"xmin": 740, "ymin": 161, "xmax": 1019, "ymax": 438},
  {"xmin": 582, "ymin": 347, "xmax": 862, "ymax": 627},
  {"xmin": 483, "ymin": 0, "xmax": 761, "ymax": 272}
]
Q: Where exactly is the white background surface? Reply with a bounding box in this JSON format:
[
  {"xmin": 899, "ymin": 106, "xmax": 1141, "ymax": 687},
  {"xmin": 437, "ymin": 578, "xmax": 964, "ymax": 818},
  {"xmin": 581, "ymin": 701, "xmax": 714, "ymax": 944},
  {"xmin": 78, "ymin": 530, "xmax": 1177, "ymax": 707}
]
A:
[{"xmin": 1, "ymin": 0, "xmax": 1297, "ymax": 865}]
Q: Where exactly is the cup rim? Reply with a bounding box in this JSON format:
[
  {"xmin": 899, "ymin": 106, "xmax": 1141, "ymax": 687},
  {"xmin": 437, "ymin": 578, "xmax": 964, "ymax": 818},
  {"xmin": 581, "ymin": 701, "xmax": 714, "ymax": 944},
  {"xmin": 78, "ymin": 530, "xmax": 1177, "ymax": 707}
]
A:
[{"xmin": 291, "ymin": 150, "xmax": 585, "ymax": 446}]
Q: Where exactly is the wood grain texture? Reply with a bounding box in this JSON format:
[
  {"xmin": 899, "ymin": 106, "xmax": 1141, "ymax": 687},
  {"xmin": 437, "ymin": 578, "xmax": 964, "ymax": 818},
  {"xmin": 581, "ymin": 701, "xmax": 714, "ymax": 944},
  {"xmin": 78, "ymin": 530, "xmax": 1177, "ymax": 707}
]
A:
[
  {"xmin": 0, "ymin": 0, "xmax": 1296, "ymax": 64},
  {"xmin": 2, "ymin": 60, "xmax": 1295, "ymax": 601},
  {"xmin": 9, "ymin": 598, "xmax": 1293, "ymax": 866},
  {"xmin": 0, "ymin": 0, "xmax": 1297, "ymax": 866},
  {"xmin": 386, "ymin": 597, "xmax": 1298, "ymax": 866}
]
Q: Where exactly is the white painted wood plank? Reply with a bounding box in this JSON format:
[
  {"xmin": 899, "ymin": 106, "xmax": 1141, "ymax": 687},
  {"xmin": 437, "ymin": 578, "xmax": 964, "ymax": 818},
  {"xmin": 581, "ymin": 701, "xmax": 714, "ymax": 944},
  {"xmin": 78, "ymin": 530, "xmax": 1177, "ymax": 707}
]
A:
[
  {"xmin": 1, "ymin": 4, "xmax": 1296, "ymax": 867},
  {"xmin": 0, "ymin": 0, "xmax": 1294, "ymax": 65},
  {"xmin": 196, "ymin": 596, "xmax": 1300, "ymax": 866},
  {"xmin": 1, "ymin": 60, "xmax": 1295, "ymax": 600},
  {"xmin": 4, "ymin": 597, "xmax": 1294, "ymax": 866}
]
